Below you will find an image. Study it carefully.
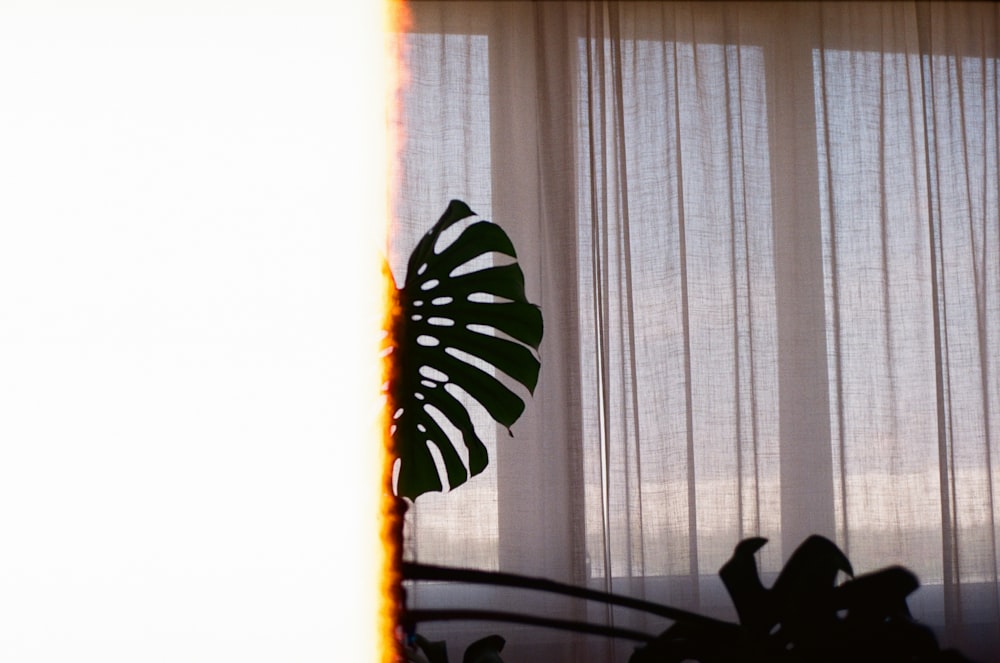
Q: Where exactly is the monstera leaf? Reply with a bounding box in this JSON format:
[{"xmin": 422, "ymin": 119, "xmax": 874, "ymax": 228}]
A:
[{"xmin": 384, "ymin": 200, "xmax": 543, "ymax": 500}]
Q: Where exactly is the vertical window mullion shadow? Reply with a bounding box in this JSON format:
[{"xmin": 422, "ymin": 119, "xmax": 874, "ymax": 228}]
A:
[{"xmin": 761, "ymin": 4, "xmax": 837, "ymax": 557}]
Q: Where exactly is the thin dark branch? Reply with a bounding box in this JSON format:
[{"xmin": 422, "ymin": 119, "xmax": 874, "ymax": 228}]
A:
[
  {"xmin": 402, "ymin": 609, "xmax": 655, "ymax": 642},
  {"xmin": 403, "ymin": 562, "xmax": 730, "ymax": 628}
]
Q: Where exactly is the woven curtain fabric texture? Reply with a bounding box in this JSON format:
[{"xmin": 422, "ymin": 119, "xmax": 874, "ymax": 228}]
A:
[{"xmin": 391, "ymin": 3, "xmax": 1000, "ymax": 660}]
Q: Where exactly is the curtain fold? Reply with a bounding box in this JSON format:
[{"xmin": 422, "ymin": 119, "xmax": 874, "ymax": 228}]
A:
[{"xmin": 393, "ymin": 3, "xmax": 1000, "ymax": 660}]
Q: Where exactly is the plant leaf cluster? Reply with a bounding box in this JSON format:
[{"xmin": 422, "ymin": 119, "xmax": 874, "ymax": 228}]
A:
[
  {"xmin": 631, "ymin": 535, "xmax": 973, "ymax": 663},
  {"xmin": 384, "ymin": 200, "xmax": 543, "ymax": 500}
]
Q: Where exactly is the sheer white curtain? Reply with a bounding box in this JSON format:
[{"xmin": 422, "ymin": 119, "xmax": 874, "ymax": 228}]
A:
[{"xmin": 391, "ymin": 3, "xmax": 1000, "ymax": 661}]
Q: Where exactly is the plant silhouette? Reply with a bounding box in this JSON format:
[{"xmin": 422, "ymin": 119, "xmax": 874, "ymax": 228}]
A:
[
  {"xmin": 384, "ymin": 200, "xmax": 543, "ymax": 499},
  {"xmin": 388, "ymin": 204, "xmax": 972, "ymax": 662},
  {"xmin": 404, "ymin": 634, "xmax": 505, "ymax": 663},
  {"xmin": 630, "ymin": 536, "xmax": 972, "ymax": 663},
  {"xmin": 404, "ymin": 536, "xmax": 975, "ymax": 662}
]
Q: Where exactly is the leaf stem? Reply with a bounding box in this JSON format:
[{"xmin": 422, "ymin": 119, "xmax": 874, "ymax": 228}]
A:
[
  {"xmin": 402, "ymin": 562, "xmax": 731, "ymax": 628},
  {"xmin": 402, "ymin": 609, "xmax": 655, "ymax": 642}
]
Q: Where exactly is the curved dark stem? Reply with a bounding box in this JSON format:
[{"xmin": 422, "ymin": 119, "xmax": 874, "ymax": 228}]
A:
[
  {"xmin": 403, "ymin": 609, "xmax": 655, "ymax": 643},
  {"xmin": 403, "ymin": 562, "xmax": 730, "ymax": 628}
]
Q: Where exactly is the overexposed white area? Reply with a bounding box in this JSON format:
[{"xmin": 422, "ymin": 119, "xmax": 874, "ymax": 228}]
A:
[{"xmin": 0, "ymin": 3, "xmax": 387, "ymax": 661}]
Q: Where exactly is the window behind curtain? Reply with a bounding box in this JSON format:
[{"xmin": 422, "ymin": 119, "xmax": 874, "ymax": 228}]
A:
[
  {"xmin": 391, "ymin": 31, "xmax": 501, "ymax": 571},
  {"xmin": 575, "ymin": 35, "xmax": 784, "ymax": 581},
  {"xmin": 397, "ymin": 4, "xmax": 1000, "ymax": 659},
  {"xmin": 816, "ymin": 46, "xmax": 1000, "ymax": 588}
]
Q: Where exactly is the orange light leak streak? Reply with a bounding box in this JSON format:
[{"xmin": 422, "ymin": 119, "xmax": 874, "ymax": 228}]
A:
[
  {"xmin": 379, "ymin": 264, "xmax": 405, "ymax": 663},
  {"xmin": 380, "ymin": 2, "xmax": 411, "ymax": 662}
]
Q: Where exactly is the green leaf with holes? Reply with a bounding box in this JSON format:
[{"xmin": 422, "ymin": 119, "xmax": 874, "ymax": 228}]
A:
[{"xmin": 385, "ymin": 200, "xmax": 543, "ymax": 500}]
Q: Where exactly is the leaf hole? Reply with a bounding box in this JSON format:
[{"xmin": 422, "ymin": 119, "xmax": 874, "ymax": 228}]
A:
[
  {"xmin": 412, "ymin": 300, "xmax": 424, "ymax": 307},
  {"xmin": 420, "ymin": 279, "xmax": 440, "ymax": 291},
  {"xmin": 391, "ymin": 457, "xmax": 401, "ymax": 492},
  {"xmin": 393, "ymin": 408, "xmax": 404, "ymax": 420},
  {"xmin": 432, "ymin": 214, "xmax": 480, "ymax": 255},
  {"xmin": 424, "ymin": 403, "xmax": 472, "ymax": 484},
  {"xmin": 417, "ymin": 424, "xmax": 426, "ymax": 433},
  {"xmin": 422, "ymin": 434, "xmax": 452, "ymax": 490},
  {"xmin": 836, "ymin": 609, "xmax": 848, "ymax": 620},
  {"xmin": 442, "ymin": 382, "xmax": 495, "ymax": 432},
  {"xmin": 417, "ymin": 263, "xmax": 428, "ymax": 276},
  {"xmin": 420, "ymin": 380, "xmax": 437, "ymax": 389},
  {"xmin": 444, "ymin": 346, "xmax": 492, "ymax": 371},
  {"xmin": 431, "ymin": 296, "xmax": 453, "ymax": 306},
  {"xmin": 416, "ymin": 335, "xmax": 440, "ymax": 347},
  {"xmin": 411, "ymin": 314, "xmax": 423, "ymax": 322},
  {"xmin": 414, "ymin": 392, "xmax": 425, "ymax": 401},
  {"xmin": 427, "ymin": 317, "xmax": 455, "ymax": 327},
  {"xmin": 466, "ymin": 323, "xmax": 495, "ymax": 335},
  {"xmin": 419, "ymin": 366, "xmax": 449, "ymax": 382},
  {"xmin": 467, "ymin": 292, "xmax": 494, "ymax": 304},
  {"xmin": 449, "ymin": 261, "xmax": 488, "ymax": 279}
]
